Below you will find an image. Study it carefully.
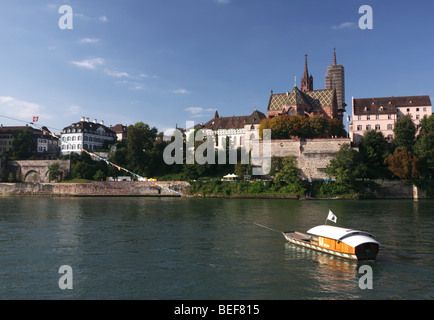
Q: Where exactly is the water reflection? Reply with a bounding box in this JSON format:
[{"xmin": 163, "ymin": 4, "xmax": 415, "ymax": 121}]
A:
[{"xmin": 284, "ymin": 243, "xmax": 362, "ymax": 299}]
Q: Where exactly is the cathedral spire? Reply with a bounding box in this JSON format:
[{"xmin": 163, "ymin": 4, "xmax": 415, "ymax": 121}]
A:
[
  {"xmin": 300, "ymin": 53, "xmax": 313, "ymax": 92},
  {"xmin": 333, "ymin": 48, "xmax": 337, "ymax": 65}
]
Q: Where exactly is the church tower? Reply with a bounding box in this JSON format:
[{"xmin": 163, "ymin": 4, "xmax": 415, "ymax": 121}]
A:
[
  {"xmin": 300, "ymin": 54, "xmax": 313, "ymax": 92},
  {"xmin": 325, "ymin": 48, "xmax": 346, "ymax": 113}
]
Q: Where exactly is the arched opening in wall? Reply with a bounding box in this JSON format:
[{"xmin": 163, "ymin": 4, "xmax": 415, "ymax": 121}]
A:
[
  {"xmin": 288, "ymin": 108, "xmax": 296, "ymax": 116},
  {"xmin": 24, "ymin": 170, "xmax": 41, "ymax": 183}
]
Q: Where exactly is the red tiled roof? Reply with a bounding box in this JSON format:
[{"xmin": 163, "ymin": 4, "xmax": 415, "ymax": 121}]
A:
[
  {"xmin": 200, "ymin": 109, "xmax": 266, "ymax": 130},
  {"xmin": 353, "ymin": 95, "xmax": 431, "ymax": 115}
]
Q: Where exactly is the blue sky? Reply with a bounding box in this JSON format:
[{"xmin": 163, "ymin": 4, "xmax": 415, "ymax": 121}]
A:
[{"xmin": 0, "ymin": 0, "xmax": 433, "ymax": 134}]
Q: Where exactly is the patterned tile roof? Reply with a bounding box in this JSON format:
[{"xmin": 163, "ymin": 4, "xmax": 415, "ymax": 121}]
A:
[{"xmin": 268, "ymin": 86, "xmax": 335, "ymax": 111}]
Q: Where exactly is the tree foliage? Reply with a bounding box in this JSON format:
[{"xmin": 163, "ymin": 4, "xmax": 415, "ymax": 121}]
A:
[
  {"xmin": 384, "ymin": 147, "xmax": 419, "ymax": 179},
  {"xmin": 413, "ymin": 115, "xmax": 434, "ymax": 178},
  {"xmin": 11, "ymin": 128, "xmax": 36, "ymax": 159},
  {"xmin": 393, "ymin": 114, "xmax": 416, "ymax": 150},
  {"xmin": 326, "ymin": 143, "xmax": 367, "ymax": 183},
  {"xmin": 274, "ymin": 155, "xmax": 306, "ymax": 196},
  {"xmin": 359, "ymin": 130, "xmax": 390, "ymax": 178},
  {"xmin": 259, "ymin": 115, "xmax": 346, "ymax": 139}
]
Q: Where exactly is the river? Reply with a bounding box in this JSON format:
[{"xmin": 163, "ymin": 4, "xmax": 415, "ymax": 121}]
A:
[{"xmin": 0, "ymin": 196, "xmax": 432, "ymax": 300}]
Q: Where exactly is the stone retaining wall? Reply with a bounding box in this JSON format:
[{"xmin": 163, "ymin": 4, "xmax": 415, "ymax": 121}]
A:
[{"xmin": 0, "ymin": 181, "xmax": 190, "ymax": 197}]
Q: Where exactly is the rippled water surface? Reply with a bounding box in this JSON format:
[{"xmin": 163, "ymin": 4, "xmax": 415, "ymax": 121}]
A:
[{"xmin": 0, "ymin": 196, "xmax": 432, "ymax": 299}]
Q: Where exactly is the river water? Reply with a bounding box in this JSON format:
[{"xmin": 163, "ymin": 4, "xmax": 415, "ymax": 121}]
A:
[{"xmin": 0, "ymin": 196, "xmax": 432, "ymax": 300}]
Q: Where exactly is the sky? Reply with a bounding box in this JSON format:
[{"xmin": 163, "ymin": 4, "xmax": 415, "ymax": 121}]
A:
[{"xmin": 0, "ymin": 0, "xmax": 433, "ymax": 135}]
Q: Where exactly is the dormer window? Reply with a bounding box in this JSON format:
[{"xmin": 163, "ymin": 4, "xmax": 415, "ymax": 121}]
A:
[{"xmin": 379, "ymin": 106, "xmax": 384, "ymax": 111}]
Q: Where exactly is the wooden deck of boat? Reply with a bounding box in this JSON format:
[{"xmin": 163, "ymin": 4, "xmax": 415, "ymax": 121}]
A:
[{"xmin": 284, "ymin": 231, "xmax": 316, "ymax": 242}]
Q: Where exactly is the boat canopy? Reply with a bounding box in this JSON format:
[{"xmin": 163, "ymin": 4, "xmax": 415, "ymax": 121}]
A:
[{"xmin": 307, "ymin": 225, "xmax": 380, "ymax": 248}]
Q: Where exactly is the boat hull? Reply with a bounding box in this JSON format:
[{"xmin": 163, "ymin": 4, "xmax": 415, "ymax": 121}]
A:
[{"xmin": 283, "ymin": 232, "xmax": 378, "ymax": 261}]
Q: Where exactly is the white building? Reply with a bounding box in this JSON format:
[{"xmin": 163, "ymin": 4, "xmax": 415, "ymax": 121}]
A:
[
  {"xmin": 193, "ymin": 109, "xmax": 266, "ymax": 151},
  {"xmin": 350, "ymin": 95, "xmax": 432, "ymax": 145},
  {"xmin": 60, "ymin": 117, "xmax": 117, "ymax": 155}
]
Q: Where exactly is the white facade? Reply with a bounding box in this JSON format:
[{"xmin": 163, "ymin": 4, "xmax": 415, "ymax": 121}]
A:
[
  {"xmin": 350, "ymin": 96, "xmax": 432, "ymax": 145},
  {"xmin": 60, "ymin": 117, "xmax": 117, "ymax": 156}
]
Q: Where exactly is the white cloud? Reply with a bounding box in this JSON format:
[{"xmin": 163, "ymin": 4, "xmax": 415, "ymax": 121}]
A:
[
  {"xmin": 71, "ymin": 58, "xmax": 105, "ymax": 70},
  {"xmin": 185, "ymin": 107, "xmax": 216, "ymax": 118},
  {"xmin": 186, "ymin": 107, "xmax": 204, "ymax": 114},
  {"xmin": 332, "ymin": 22, "xmax": 357, "ymax": 30},
  {"xmin": 173, "ymin": 89, "xmax": 190, "ymax": 94},
  {"xmin": 98, "ymin": 16, "xmax": 108, "ymax": 22},
  {"xmin": 67, "ymin": 105, "xmax": 81, "ymax": 115},
  {"xmin": 74, "ymin": 12, "xmax": 91, "ymax": 20},
  {"xmin": 0, "ymin": 96, "xmax": 52, "ymax": 120},
  {"xmin": 214, "ymin": 0, "xmax": 231, "ymax": 4},
  {"xmin": 79, "ymin": 38, "xmax": 100, "ymax": 44},
  {"xmin": 104, "ymin": 69, "xmax": 130, "ymax": 78}
]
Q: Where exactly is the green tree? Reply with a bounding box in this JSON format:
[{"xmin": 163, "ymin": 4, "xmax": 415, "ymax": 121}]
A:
[
  {"xmin": 93, "ymin": 169, "xmax": 106, "ymax": 181},
  {"xmin": 48, "ymin": 163, "xmax": 61, "ymax": 182},
  {"xmin": 259, "ymin": 115, "xmax": 346, "ymax": 140},
  {"xmin": 327, "ymin": 118, "xmax": 347, "ymax": 138},
  {"xmin": 393, "ymin": 114, "xmax": 416, "ymax": 150},
  {"xmin": 126, "ymin": 122, "xmax": 158, "ymax": 176},
  {"xmin": 274, "ymin": 155, "xmax": 306, "ymax": 196},
  {"xmin": 11, "ymin": 128, "xmax": 36, "ymax": 159},
  {"xmin": 325, "ymin": 143, "xmax": 367, "ymax": 185},
  {"xmin": 359, "ymin": 130, "xmax": 389, "ymax": 178},
  {"xmin": 413, "ymin": 115, "xmax": 434, "ymax": 179},
  {"xmin": 308, "ymin": 116, "xmax": 329, "ymax": 138}
]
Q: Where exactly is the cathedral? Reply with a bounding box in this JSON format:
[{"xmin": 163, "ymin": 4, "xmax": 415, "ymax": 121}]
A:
[{"xmin": 267, "ymin": 50, "xmax": 345, "ymax": 120}]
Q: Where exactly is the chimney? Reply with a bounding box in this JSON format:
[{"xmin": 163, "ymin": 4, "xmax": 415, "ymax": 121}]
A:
[
  {"xmin": 85, "ymin": 117, "xmax": 89, "ymax": 122},
  {"xmin": 100, "ymin": 120, "xmax": 104, "ymax": 125},
  {"xmin": 93, "ymin": 119, "xmax": 97, "ymax": 123},
  {"xmin": 81, "ymin": 116, "xmax": 85, "ymax": 121}
]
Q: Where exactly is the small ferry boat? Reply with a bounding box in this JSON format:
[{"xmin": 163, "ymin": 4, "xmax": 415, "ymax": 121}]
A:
[{"xmin": 282, "ymin": 225, "xmax": 380, "ymax": 261}]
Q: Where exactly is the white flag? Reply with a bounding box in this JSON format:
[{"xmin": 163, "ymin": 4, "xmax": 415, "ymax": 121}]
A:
[{"xmin": 327, "ymin": 210, "xmax": 337, "ymax": 223}]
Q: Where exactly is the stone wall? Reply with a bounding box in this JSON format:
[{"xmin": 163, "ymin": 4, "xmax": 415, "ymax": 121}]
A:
[
  {"xmin": 0, "ymin": 181, "xmax": 190, "ymax": 197},
  {"xmin": 10, "ymin": 160, "xmax": 71, "ymax": 183},
  {"xmin": 252, "ymin": 138, "xmax": 351, "ymax": 180}
]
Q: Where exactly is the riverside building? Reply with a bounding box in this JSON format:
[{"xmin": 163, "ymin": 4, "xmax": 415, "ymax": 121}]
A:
[
  {"xmin": 60, "ymin": 117, "xmax": 117, "ymax": 156},
  {"xmin": 350, "ymin": 95, "xmax": 432, "ymax": 145}
]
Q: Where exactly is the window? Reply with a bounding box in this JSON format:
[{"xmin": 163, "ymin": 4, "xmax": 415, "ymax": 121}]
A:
[
  {"xmin": 358, "ymin": 115, "xmax": 361, "ymax": 120},
  {"xmin": 375, "ymin": 124, "xmax": 381, "ymax": 130},
  {"xmin": 416, "ymin": 115, "xmax": 420, "ymax": 120},
  {"xmin": 357, "ymin": 125, "xmax": 362, "ymax": 131},
  {"xmin": 416, "ymin": 108, "xmax": 419, "ymax": 112},
  {"xmin": 376, "ymin": 115, "xmax": 379, "ymax": 120},
  {"xmin": 388, "ymin": 114, "xmax": 392, "ymax": 119},
  {"xmin": 423, "ymin": 107, "xmax": 427, "ymax": 112},
  {"xmin": 366, "ymin": 115, "xmax": 370, "ymax": 120},
  {"xmin": 387, "ymin": 124, "xmax": 393, "ymax": 130},
  {"xmin": 387, "ymin": 135, "xmax": 393, "ymax": 141},
  {"xmin": 366, "ymin": 125, "xmax": 371, "ymax": 130}
]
